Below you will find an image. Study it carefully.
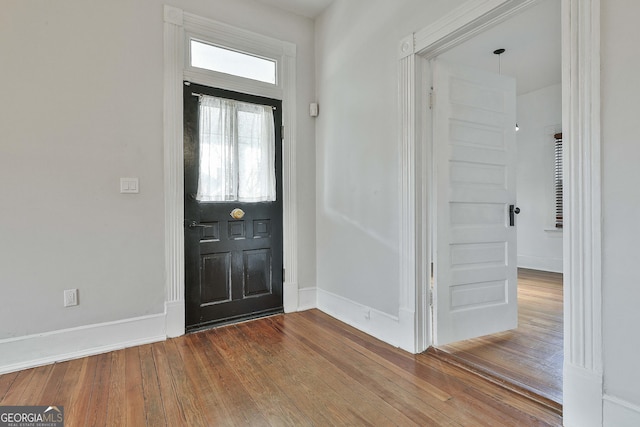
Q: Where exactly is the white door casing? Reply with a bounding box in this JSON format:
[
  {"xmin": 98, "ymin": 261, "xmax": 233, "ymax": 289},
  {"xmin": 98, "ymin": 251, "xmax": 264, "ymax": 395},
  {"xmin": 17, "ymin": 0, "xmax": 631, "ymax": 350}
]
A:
[
  {"xmin": 398, "ymin": 0, "xmax": 602, "ymax": 425},
  {"xmin": 163, "ymin": 6, "xmax": 299, "ymax": 338},
  {"xmin": 432, "ymin": 59, "xmax": 518, "ymax": 346}
]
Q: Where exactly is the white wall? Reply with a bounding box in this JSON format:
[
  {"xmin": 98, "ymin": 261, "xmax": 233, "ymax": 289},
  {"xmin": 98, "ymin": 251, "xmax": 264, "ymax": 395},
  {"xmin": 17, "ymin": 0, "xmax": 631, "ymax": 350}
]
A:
[
  {"xmin": 314, "ymin": 0, "xmax": 465, "ymax": 325},
  {"xmin": 4, "ymin": 1, "xmax": 640, "ymax": 422},
  {"xmin": 0, "ymin": 0, "xmax": 315, "ymax": 368},
  {"xmin": 516, "ymin": 84, "xmax": 563, "ymax": 273},
  {"xmin": 314, "ymin": 0, "xmax": 640, "ymax": 423},
  {"xmin": 601, "ymin": 0, "xmax": 640, "ymax": 424}
]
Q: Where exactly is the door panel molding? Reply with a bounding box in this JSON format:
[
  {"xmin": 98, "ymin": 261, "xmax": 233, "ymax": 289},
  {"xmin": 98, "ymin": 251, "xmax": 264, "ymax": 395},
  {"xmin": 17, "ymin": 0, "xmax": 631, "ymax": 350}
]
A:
[
  {"xmin": 163, "ymin": 6, "xmax": 299, "ymax": 337},
  {"xmin": 183, "ymin": 83, "xmax": 284, "ymax": 330},
  {"xmin": 432, "ymin": 60, "xmax": 518, "ymax": 345},
  {"xmin": 398, "ymin": 0, "xmax": 602, "ymax": 424}
]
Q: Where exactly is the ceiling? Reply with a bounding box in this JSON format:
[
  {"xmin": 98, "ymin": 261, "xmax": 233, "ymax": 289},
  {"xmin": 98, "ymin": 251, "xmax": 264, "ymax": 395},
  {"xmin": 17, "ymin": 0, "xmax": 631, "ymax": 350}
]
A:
[
  {"xmin": 253, "ymin": 0, "xmax": 334, "ymax": 18},
  {"xmin": 440, "ymin": 0, "xmax": 561, "ymax": 95},
  {"xmin": 253, "ymin": 0, "xmax": 560, "ymax": 94}
]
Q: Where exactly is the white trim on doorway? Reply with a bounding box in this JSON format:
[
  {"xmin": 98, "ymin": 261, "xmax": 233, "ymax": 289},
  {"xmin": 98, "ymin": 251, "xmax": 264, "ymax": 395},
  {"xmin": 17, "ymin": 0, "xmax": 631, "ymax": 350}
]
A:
[
  {"xmin": 163, "ymin": 5, "xmax": 300, "ymax": 338},
  {"xmin": 398, "ymin": 0, "xmax": 602, "ymax": 425}
]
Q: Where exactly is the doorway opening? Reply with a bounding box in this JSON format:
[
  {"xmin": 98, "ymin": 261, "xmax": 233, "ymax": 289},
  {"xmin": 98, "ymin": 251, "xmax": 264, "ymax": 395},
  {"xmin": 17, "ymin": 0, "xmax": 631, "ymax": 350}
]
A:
[
  {"xmin": 433, "ymin": 268, "xmax": 563, "ymax": 408},
  {"xmin": 428, "ymin": 0, "xmax": 563, "ymax": 408}
]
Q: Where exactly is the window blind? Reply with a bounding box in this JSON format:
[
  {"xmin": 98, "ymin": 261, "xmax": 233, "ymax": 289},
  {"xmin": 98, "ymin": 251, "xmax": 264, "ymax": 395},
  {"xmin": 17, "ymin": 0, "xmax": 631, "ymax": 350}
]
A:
[{"xmin": 554, "ymin": 133, "xmax": 563, "ymax": 228}]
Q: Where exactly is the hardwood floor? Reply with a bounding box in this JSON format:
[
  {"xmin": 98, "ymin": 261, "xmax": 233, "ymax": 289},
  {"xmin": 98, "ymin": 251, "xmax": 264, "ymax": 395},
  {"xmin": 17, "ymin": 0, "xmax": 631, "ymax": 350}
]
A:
[
  {"xmin": 438, "ymin": 268, "xmax": 563, "ymax": 407},
  {"xmin": 0, "ymin": 309, "xmax": 562, "ymax": 426}
]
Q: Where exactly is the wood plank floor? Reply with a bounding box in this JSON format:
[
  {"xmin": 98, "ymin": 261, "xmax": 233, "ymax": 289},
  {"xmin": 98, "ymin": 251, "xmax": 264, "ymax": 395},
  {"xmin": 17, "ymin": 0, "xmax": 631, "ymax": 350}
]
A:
[
  {"xmin": 439, "ymin": 268, "xmax": 563, "ymax": 406},
  {"xmin": 0, "ymin": 309, "xmax": 562, "ymax": 426}
]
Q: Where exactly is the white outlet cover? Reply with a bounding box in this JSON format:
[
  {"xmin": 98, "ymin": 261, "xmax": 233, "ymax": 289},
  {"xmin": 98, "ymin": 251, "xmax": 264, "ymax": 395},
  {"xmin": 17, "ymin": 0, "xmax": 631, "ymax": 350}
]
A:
[{"xmin": 64, "ymin": 289, "xmax": 78, "ymax": 307}]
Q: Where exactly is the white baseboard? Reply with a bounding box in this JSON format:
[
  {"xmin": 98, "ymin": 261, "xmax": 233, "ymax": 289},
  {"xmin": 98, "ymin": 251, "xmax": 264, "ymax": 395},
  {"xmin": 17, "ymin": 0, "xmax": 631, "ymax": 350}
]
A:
[
  {"xmin": 0, "ymin": 289, "xmax": 417, "ymax": 375},
  {"xmin": 316, "ymin": 289, "xmax": 415, "ymax": 352},
  {"xmin": 604, "ymin": 395, "xmax": 640, "ymax": 426},
  {"xmin": 563, "ymin": 363, "xmax": 603, "ymax": 427},
  {"xmin": 518, "ymin": 255, "xmax": 563, "ymax": 273},
  {"xmin": 0, "ymin": 313, "xmax": 167, "ymax": 375},
  {"xmin": 297, "ymin": 287, "xmax": 317, "ymax": 311}
]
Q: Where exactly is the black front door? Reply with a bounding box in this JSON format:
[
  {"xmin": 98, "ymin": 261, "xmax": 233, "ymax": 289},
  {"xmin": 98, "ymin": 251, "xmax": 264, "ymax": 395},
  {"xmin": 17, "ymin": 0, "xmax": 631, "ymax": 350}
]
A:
[{"xmin": 184, "ymin": 83, "xmax": 283, "ymax": 331}]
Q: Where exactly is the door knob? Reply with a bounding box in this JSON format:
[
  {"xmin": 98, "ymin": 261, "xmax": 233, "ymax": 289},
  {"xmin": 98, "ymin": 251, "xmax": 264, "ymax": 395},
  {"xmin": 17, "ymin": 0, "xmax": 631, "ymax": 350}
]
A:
[{"xmin": 509, "ymin": 205, "xmax": 521, "ymax": 226}]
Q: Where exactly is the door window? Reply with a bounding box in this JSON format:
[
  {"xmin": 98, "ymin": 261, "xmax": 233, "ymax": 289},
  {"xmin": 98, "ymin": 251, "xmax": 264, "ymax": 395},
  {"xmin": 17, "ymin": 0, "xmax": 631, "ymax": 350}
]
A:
[{"xmin": 196, "ymin": 95, "xmax": 276, "ymax": 202}]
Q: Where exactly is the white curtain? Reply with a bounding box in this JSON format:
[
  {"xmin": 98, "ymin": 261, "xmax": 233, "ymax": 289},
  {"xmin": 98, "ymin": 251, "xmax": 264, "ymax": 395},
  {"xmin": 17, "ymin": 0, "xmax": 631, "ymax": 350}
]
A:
[{"xmin": 196, "ymin": 95, "xmax": 276, "ymax": 202}]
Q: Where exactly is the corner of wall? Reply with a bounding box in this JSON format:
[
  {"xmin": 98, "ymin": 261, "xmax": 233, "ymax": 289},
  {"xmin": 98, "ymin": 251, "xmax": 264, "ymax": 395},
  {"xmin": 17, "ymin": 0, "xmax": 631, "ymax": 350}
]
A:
[
  {"xmin": 297, "ymin": 286, "xmax": 317, "ymax": 311},
  {"xmin": 604, "ymin": 395, "xmax": 640, "ymax": 427},
  {"xmin": 316, "ymin": 289, "xmax": 416, "ymax": 353}
]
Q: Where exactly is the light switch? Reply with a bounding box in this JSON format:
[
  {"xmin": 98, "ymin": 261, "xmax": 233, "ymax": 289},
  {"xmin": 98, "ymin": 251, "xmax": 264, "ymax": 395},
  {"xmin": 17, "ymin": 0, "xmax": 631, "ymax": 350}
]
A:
[{"xmin": 120, "ymin": 177, "xmax": 139, "ymax": 194}]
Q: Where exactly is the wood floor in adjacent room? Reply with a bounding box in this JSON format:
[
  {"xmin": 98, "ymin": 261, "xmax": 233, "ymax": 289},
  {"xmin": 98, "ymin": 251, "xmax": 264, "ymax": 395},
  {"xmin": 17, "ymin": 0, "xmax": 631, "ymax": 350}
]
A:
[
  {"xmin": 0, "ymin": 309, "xmax": 562, "ymax": 426},
  {"xmin": 438, "ymin": 268, "xmax": 563, "ymax": 407}
]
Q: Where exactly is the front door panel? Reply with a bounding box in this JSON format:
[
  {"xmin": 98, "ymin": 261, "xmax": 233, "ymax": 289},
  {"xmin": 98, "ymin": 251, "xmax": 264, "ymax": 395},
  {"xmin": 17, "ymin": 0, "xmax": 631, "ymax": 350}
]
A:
[{"xmin": 184, "ymin": 83, "xmax": 283, "ymax": 331}]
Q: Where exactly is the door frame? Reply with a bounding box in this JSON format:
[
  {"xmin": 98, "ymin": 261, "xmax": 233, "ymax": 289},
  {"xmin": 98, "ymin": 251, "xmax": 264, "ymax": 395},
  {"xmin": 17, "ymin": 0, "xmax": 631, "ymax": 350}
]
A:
[
  {"xmin": 398, "ymin": 0, "xmax": 602, "ymax": 425},
  {"xmin": 163, "ymin": 7, "xmax": 299, "ymax": 337}
]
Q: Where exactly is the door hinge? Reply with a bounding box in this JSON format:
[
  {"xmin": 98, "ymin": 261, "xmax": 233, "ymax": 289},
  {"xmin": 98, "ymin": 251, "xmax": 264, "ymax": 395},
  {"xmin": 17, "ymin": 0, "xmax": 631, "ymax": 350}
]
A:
[
  {"xmin": 282, "ymin": 268, "xmax": 286, "ymax": 282},
  {"xmin": 429, "ymin": 291, "xmax": 434, "ymax": 307},
  {"xmin": 281, "ymin": 125, "xmax": 285, "ymax": 140},
  {"xmin": 429, "ymin": 90, "xmax": 435, "ymax": 110}
]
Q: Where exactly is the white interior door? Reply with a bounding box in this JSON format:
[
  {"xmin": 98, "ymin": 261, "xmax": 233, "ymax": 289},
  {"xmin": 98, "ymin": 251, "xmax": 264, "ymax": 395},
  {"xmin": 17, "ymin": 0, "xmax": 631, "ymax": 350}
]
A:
[{"xmin": 432, "ymin": 59, "xmax": 518, "ymax": 346}]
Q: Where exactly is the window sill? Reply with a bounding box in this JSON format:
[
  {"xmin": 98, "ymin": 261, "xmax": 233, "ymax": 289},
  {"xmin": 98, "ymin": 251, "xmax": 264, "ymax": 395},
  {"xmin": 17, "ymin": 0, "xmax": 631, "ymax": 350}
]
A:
[{"xmin": 544, "ymin": 227, "xmax": 563, "ymax": 234}]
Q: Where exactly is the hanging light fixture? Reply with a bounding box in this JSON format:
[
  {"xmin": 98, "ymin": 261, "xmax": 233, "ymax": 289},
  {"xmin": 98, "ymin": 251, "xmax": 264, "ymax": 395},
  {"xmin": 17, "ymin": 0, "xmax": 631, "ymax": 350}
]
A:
[
  {"xmin": 493, "ymin": 48, "xmax": 506, "ymax": 74},
  {"xmin": 494, "ymin": 48, "xmax": 519, "ymax": 132}
]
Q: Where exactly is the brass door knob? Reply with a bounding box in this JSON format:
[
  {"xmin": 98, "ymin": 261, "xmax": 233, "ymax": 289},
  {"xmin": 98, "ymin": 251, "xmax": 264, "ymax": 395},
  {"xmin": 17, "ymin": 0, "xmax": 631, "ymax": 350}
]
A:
[{"xmin": 230, "ymin": 208, "xmax": 245, "ymax": 219}]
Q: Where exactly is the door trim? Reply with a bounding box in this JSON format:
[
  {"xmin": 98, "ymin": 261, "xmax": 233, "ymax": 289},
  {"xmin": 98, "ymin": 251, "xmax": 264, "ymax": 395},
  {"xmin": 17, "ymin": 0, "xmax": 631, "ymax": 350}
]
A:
[
  {"xmin": 398, "ymin": 0, "xmax": 602, "ymax": 425},
  {"xmin": 163, "ymin": 6, "xmax": 299, "ymax": 337}
]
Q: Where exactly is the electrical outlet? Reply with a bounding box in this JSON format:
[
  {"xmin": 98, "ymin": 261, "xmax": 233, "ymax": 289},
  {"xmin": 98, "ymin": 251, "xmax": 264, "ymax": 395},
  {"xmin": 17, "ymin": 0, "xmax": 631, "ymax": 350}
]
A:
[{"xmin": 64, "ymin": 289, "xmax": 78, "ymax": 307}]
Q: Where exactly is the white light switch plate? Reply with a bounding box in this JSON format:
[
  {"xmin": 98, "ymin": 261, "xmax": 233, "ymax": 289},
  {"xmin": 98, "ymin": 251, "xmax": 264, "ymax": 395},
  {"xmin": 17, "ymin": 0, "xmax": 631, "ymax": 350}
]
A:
[{"xmin": 120, "ymin": 177, "xmax": 139, "ymax": 194}]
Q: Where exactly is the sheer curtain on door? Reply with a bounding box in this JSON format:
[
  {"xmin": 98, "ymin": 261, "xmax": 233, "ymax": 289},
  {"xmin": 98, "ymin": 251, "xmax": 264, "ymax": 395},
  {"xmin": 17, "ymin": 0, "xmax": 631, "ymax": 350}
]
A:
[{"xmin": 196, "ymin": 95, "xmax": 276, "ymax": 202}]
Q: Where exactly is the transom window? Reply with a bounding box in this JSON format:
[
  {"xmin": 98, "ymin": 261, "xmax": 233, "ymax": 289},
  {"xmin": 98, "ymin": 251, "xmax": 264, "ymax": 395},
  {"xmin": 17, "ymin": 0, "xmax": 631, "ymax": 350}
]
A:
[{"xmin": 190, "ymin": 40, "xmax": 277, "ymax": 85}]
